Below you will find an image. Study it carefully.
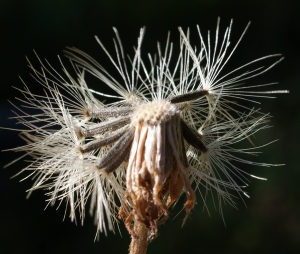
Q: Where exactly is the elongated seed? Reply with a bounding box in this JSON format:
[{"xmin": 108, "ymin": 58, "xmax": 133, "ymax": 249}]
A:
[
  {"xmin": 170, "ymin": 90, "xmax": 208, "ymax": 104},
  {"xmin": 81, "ymin": 117, "xmax": 131, "ymax": 137},
  {"xmin": 180, "ymin": 131, "xmax": 189, "ymax": 167},
  {"xmin": 180, "ymin": 118, "xmax": 208, "ymax": 153},
  {"xmin": 87, "ymin": 107, "xmax": 133, "ymax": 118},
  {"xmin": 105, "ymin": 137, "xmax": 133, "ymax": 173},
  {"xmin": 97, "ymin": 128, "xmax": 135, "ymax": 169},
  {"xmin": 80, "ymin": 126, "xmax": 129, "ymax": 153}
]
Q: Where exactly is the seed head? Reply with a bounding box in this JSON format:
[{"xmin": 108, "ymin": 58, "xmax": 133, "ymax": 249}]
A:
[{"xmin": 6, "ymin": 18, "xmax": 288, "ymax": 240}]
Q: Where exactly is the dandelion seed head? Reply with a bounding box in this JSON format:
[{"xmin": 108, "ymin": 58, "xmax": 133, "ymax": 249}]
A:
[{"xmin": 5, "ymin": 18, "xmax": 287, "ymax": 241}]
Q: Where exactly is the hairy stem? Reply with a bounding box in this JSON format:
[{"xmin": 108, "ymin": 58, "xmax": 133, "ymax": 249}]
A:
[{"xmin": 129, "ymin": 221, "xmax": 149, "ymax": 254}]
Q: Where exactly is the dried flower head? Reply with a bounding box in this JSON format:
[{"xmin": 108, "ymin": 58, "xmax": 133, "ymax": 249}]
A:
[{"xmin": 6, "ymin": 19, "xmax": 287, "ymax": 251}]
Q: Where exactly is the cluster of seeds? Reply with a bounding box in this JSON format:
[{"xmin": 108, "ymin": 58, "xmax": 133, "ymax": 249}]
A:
[{"xmin": 7, "ymin": 19, "xmax": 287, "ymax": 242}]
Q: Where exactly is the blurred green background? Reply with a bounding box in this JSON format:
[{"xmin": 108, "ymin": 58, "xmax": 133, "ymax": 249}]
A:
[{"xmin": 1, "ymin": 0, "xmax": 299, "ymax": 253}]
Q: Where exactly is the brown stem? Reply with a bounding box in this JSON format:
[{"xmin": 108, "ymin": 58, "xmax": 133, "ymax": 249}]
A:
[{"xmin": 129, "ymin": 220, "xmax": 149, "ymax": 254}]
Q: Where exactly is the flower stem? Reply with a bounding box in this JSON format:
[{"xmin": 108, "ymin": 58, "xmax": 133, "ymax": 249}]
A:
[{"xmin": 129, "ymin": 220, "xmax": 149, "ymax": 254}]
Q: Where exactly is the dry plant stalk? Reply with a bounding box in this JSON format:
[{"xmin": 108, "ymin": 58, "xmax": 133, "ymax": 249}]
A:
[
  {"xmin": 5, "ymin": 19, "xmax": 288, "ymax": 253},
  {"xmin": 129, "ymin": 220, "xmax": 148, "ymax": 254}
]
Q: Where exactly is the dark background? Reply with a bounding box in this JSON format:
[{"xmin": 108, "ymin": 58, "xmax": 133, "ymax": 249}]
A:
[{"xmin": 1, "ymin": 0, "xmax": 299, "ymax": 253}]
